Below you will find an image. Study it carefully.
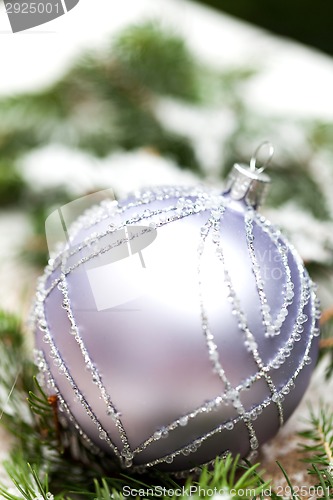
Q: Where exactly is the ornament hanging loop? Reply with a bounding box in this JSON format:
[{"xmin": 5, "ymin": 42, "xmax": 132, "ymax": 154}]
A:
[{"xmin": 250, "ymin": 141, "xmax": 274, "ymax": 174}]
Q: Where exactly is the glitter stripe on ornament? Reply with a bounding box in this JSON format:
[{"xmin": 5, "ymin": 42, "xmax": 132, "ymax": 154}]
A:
[
  {"xmin": 132, "ymin": 382, "xmax": 285, "ymax": 469},
  {"xmin": 211, "ymin": 214, "xmax": 284, "ymax": 427},
  {"xmin": 134, "ymin": 263, "xmax": 316, "ymax": 460},
  {"xmin": 289, "ymin": 282, "xmax": 320, "ymax": 382},
  {"xmin": 133, "ymin": 387, "xmax": 245, "ymax": 457},
  {"xmin": 267, "ymin": 269, "xmax": 310, "ymax": 371},
  {"xmin": 34, "ymin": 296, "xmax": 121, "ymax": 458},
  {"xmin": 134, "ymin": 370, "xmax": 271, "ymax": 458},
  {"xmin": 57, "ymin": 265, "xmax": 132, "ymax": 459},
  {"xmin": 197, "ymin": 209, "xmax": 231, "ymax": 387},
  {"xmin": 133, "ymin": 396, "xmax": 223, "ymax": 455},
  {"xmin": 41, "ymin": 189, "xmax": 218, "ymax": 308},
  {"xmin": 133, "ymin": 414, "xmax": 241, "ymax": 469},
  {"xmin": 136, "ymin": 320, "xmax": 318, "ymax": 471},
  {"xmin": 171, "ymin": 453, "xmax": 230, "ymax": 480},
  {"xmin": 50, "ymin": 186, "xmax": 193, "ymax": 247},
  {"xmin": 245, "ymin": 207, "xmax": 294, "ymax": 338},
  {"xmin": 34, "ymin": 349, "xmax": 103, "ymax": 456},
  {"xmin": 129, "ymin": 272, "xmax": 318, "ymax": 462},
  {"xmin": 48, "ymin": 185, "xmax": 215, "ymax": 267},
  {"xmin": 43, "ymin": 201, "xmax": 210, "ymax": 300},
  {"xmin": 253, "ymin": 212, "xmax": 316, "ymax": 365},
  {"xmin": 197, "ymin": 205, "xmax": 260, "ymax": 454},
  {"xmin": 49, "ymin": 185, "xmax": 223, "ymax": 271},
  {"xmin": 246, "ymin": 278, "xmax": 318, "ymax": 406}
]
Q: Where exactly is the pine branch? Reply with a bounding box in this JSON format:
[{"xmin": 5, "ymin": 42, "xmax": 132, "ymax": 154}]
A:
[
  {"xmin": 298, "ymin": 405, "xmax": 333, "ymax": 495},
  {"xmin": 0, "ymin": 310, "xmax": 23, "ymax": 349},
  {"xmin": 0, "ymin": 311, "xmax": 35, "ymax": 434},
  {"xmin": 112, "ymin": 21, "xmax": 200, "ymax": 102},
  {"xmin": 183, "ymin": 455, "xmax": 271, "ymax": 499},
  {"xmin": 0, "ymin": 457, "xmax": 54, "ymax": 500}
]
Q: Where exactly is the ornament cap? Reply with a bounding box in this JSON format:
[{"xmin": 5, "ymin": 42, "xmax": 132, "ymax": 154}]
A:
[
  {"xmin": 224, "ymin": 142, "xmax": 273, "ymax": 208},
  {"xmin": 224, "ymin": 163, "xmax": 271, "ymax": 208}
]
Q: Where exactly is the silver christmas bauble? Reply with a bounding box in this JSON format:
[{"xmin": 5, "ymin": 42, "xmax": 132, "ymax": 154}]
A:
[{"xmin": 33, "ymin": 162, "xmax": 320, "ymax": 474}]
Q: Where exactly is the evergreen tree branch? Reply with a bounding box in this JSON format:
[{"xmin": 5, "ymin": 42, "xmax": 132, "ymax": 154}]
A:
[{"xmin": 298, "ymin": 405, "xmax": 333, "ymax": 494}]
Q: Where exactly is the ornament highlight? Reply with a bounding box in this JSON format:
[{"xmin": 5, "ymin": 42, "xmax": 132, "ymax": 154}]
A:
[{"xmin": 33, "ymin": 146, "xmax": 320, "ymax": 473}]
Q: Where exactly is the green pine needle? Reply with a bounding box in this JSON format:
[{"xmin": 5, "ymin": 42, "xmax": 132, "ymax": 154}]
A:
[
  {"xmin": 298, "ymin": 404, "xmax": 333, "ymax": 495},
  {"xmin": 276, "ymin": 462, "xmax": 300, "ymax": 500}
]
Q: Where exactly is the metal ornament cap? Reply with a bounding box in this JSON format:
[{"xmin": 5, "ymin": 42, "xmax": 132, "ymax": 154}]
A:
[
  {"xmin": 224, "ymin": 141, "xmax": 274, "ymax": 209},
  {"xmin": 224, "ymin": 163, "xmax": 271, "ymax": 209}
]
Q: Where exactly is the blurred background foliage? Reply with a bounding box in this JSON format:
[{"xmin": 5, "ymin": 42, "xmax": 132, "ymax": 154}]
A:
[{"xmin": 0, "ymin": 17, "xmax": 333, "ymax": 308}]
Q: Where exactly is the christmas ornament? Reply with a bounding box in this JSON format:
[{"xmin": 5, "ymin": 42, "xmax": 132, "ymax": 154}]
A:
[{"xmin": 33, "ymin": 143, "xmax": 320, "ymax": 474}]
